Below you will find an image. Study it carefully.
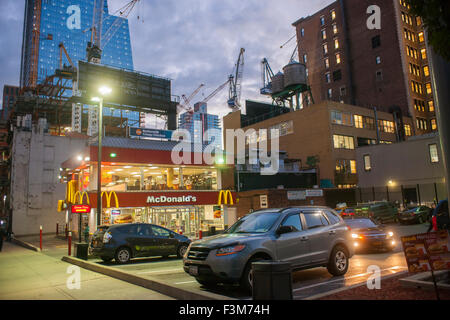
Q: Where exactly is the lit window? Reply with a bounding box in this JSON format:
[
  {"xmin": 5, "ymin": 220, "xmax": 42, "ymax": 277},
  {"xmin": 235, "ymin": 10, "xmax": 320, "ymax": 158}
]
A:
[
  {"xmin": 418, "ymin": 32, "xmax": 424, "ymax": 42},
  {"xmin": 321, "ymin": 29, "xmax": 327, "ymax": 40},
  {"xmin": 404, "ymin": 124, "xmax": 412, "ymax": 136},
  {"xmin": 331, "ymin": 10, "xmax": 336, "ymax": 20},
  {"xmin": 431, "ymin": 119, "xmax": 437, "ymax": 130},
  {"xmin": 350, "ymin": 160, "xmax": 357, "ymax": 174},
  {"xmin": 428, "ymin": 100, "xmax": 434, "ymax": 112},
  {"xmin": 303, "ymin": 54, "xmax": 308, "ymax": 64},
  {"xmin": 325, "ymin": 72, "xmax": 331, "ymax": 83},
  {"xmin": 333, "ymin": 24, "xmax": 338, "ymax": 34},
  {"xmin": 376, "ymin": 56, "xmax": 382, "ymax": 64},
  {"xmin": 333, "ymin": 135, "xmax": 354, "ymax": 150},
  {"xmin": 301, "ymin": 28, "xmax": 305, "ymax": 37},
  {"xmin": 336, "ymin": 53, "xmax": 341, "ymax": 64},
  {"xmin": 364, "ymin": 155, "xmax": 371, "ymax": 171},
  {"xmin": 429, "ymin": 144, "xmax": 439, "ymax": 163},
  {"xmin": 423, "ymin": 66, "xmax": 430, "ymax": 77},
  {"xmin": 334, "ymin": 38, "xmax": 340, "ymax": 49},
  {"xmin": 421, "ymin": 48, "xmax": 427, "ymax": 59},
  {"xmin": 426, "ymin": 83, "xmax": 432, "ymax": 94},
  {"xmin": 323, "ymin": 44, "xmax": 328, "ymax": 55},
  {"xmin": 327, "ymin": 88, "xmax": 333, "ymax": 99},
  {"xmin": 324, "ymin": 58, "xmax": 330, "ymax": 69},
  {"xmin": 320, "ymin": 16, "xmax": 325, "ymax": 26},
  {"xmin": 354, "ymin": 115, "xmax": 363, "ymax": 128}
]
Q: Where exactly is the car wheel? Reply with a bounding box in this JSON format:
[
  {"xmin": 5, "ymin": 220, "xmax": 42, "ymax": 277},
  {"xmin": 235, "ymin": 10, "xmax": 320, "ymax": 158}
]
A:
[
  {"xmin": 327, "ymin": 245, "xmax": 349, "ymax": 276},
  {"xmin": 115, "ymin": 247, "xmax": 131, "ymax": 264},
  {"xmin": 240, "ymin": 257, "xmax": 269, "ymax": 294},
  {"xmin": 177, "ymin": 244, "xmax": 188, "ymax": 259},
  {"xmin": 100, "ymin": 256, "xmax": 113, "ymax": 263}
]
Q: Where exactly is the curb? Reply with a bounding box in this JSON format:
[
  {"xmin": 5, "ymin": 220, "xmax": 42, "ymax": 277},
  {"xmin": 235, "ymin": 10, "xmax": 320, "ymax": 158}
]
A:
[
  {"xmin": 399, "ymin": 271, "xmax": 450, "ymax": 291},
  {"xmin": 62, "ymin": 256, "xmax": 236, "ymax": 301},
  {"xmin": 304, "ymin": 270, "xmax": 408, "ymax": 300},
  {"xmin": 11, "ymin": 237, "xmax": 41, "ymax": 252}
]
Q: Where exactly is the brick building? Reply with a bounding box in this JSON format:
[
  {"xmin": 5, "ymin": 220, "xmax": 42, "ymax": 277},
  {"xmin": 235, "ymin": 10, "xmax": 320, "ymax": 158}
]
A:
[{"xmin": 292, "ymin": 0, "xmax": 436, "ymax": 135}]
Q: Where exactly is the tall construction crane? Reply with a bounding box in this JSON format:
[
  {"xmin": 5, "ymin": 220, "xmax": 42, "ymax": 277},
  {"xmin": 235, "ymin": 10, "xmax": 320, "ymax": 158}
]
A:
[
  {"xmin": 201, "ymin": 80, "xmax": 230, "ymax": 104},
  {"xmin": 179, "ymin": 84, "xmax": 205, "ymax": 112},
  {"xmin": 227, "ymin": 48, "xmax": 245, "ymax": 110},
  {"xmin": 86, "ymin": 0, "xmax": 140, "ymax": 64},
  {"xmin": 260, "ymin": 58, "xmax": 275, "ymax": 95}
]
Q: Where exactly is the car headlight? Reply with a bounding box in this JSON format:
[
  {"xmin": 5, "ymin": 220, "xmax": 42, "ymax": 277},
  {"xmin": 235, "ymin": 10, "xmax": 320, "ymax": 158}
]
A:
[
  {"xmin": 352, "ymin": 233, "xmax": 364, "ymax": 239},
  {"xmin": 387, "ymin": 231, "xmax": 394, "ymax": 238},
  {"xmin": 216, "ymin": 244, "xmax": 246, "ymax": 256}
]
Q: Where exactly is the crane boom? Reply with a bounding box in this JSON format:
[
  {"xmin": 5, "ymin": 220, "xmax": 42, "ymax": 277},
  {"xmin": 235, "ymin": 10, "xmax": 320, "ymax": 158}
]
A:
[
  {"xmin": 178, "ymin": 84, "xmax": 205, "ymax": 112},
  {"xmin": 202, "ymin": 80, "xmax": 230, "ymax": 103},
  {"xmin": 228, "ymin": 48, "xmax": 245, "ymax": 110},
  {"xmin": 260, "ymin": 58, "xmax": 274, "ymax": 95}
]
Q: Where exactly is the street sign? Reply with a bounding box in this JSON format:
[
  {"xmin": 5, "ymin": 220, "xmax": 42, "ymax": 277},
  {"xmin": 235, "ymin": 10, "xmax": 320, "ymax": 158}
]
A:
[
  {"xmin": 287, "ymin": 190, "xmax": 306, "ymax": 200},
  {"xmin": 71, "ymin": 205, "xmax": 91, "ymax": 214},
  {"xmin": 129, "ymin": 127, "xmax": 173, "ymax": 140}
]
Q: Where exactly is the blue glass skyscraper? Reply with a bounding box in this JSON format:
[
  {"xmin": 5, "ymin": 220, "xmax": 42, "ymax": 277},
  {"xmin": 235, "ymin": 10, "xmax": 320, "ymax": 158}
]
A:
[{"xmin": 20, "ymin": 0, "xmax": 133, "ymax": 87}]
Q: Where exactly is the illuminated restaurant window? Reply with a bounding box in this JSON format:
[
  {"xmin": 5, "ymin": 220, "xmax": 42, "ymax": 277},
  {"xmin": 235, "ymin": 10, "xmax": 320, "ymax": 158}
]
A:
[{"xmin": 333, "ymin": 135, "xmax": 355, "ymax": 150}]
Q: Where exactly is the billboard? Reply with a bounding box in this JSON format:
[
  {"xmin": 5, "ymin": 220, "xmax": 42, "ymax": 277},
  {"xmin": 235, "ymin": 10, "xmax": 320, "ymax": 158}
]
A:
[
  {"xmin": 129, "ymin": 127, "xmax": 173, "ymax": 140},
  {"xmin": 77, "ymin": 61, "xmax": 174, "ymax": 112}
]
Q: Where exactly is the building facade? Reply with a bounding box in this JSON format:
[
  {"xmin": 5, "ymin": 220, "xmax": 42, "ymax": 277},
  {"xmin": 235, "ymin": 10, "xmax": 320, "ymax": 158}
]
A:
[
  {"xmin": 223, "ymin": 100, "xmax": 414, "ymax": 189},
  {"xmin": 292, "ymin": 0, "xmax": 436, "ymax": 135},
  {"xmin": 356, "ymin": 132, "xmax": 446, "ymax": 206},
  {"xmin": 61, "ymin": 137, "xmax": 237, "ymax": 238},
  {"xmin": 20, "ymin": 0, "xmax": 133, "ymax": 88},
  {"xmin": 1, "ymin": 86, "xmax": 19, "ymax": 121},
  {"xmin": 178, "ymin": 102, "xmax": 221, "ymax": 147}
]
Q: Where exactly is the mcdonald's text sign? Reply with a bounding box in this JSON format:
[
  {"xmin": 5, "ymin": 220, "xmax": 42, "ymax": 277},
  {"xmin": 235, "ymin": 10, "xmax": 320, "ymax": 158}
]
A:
[{"xmin": 71, "ymin": 205, "xmax": 91, "ymax": 214}]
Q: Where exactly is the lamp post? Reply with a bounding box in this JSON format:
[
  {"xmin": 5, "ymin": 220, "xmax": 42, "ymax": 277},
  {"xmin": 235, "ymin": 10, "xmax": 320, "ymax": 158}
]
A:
[{"xmin": 92, "ymin": 86, "xmax": 112, "ymax": 226}]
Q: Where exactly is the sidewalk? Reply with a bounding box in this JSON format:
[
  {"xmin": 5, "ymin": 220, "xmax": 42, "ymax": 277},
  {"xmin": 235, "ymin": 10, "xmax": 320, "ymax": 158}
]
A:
[{"xmin": 0, "ymin": 242, "xmax": 174, "ymax": 300}]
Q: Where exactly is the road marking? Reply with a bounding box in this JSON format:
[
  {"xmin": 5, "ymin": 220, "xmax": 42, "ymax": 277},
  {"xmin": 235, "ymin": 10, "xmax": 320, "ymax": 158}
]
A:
[
  {"xmin": 293, "ymin": 266, "xmax": 406, "ymax": 292},
  {"xmin": 174, "ymin": 280, "xmax": 197, "ymax": 285},
  {"xmin": 136, "ymin": 268, "xmax": 183, "ymax": 275}
]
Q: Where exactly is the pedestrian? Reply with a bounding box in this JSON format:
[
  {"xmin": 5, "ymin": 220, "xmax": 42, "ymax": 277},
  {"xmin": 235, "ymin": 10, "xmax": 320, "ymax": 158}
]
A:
[
  {"xmin": 83, "ymin": 223, "xmax": 90, "ymax": 243},
  {"xmin": 428, "ymin": 199, "xmax": 449, "ymax": 232}
]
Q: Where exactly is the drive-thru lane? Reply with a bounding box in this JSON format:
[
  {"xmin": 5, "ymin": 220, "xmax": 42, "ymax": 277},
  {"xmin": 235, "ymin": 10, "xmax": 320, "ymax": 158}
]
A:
[{"xmin": 89, "ymin": 223, "xmax": 425, "ymax": 299}]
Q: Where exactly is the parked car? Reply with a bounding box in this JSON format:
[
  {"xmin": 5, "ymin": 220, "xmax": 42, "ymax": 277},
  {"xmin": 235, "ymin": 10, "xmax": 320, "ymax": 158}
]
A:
[
  {"xmin": 345, "ymin": 218, "xmax": 396, "ymax": 252},
  {"xmin": 90, "ymin": 223, "xmax": 191, "ymax": 264},
  {"xmin": 183, "ymin": 207, "xmax": 354, "ymax": 293},
  {"xmin": 354, "ymin": 202, "xmax": 399, "ymax": 224},
  {"xmin": 398, "ymin": 206, "xmax": 431, "ymax": 225}
]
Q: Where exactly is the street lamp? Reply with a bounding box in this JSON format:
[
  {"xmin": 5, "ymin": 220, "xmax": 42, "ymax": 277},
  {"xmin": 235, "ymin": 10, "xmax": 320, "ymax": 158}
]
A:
[{"xmin": 92, "ymin": 86, "xmax": 111, "ymax": 226}]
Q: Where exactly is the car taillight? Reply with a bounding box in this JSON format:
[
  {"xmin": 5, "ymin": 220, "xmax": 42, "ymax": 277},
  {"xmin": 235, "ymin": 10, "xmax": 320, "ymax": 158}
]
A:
[
  {"xmin": 103, "ymin": 232, "xmax": 112, "ymax": 243},
  {"xmin": 432, "ymin": 216, "xmax": 438, "ymax": 231}
]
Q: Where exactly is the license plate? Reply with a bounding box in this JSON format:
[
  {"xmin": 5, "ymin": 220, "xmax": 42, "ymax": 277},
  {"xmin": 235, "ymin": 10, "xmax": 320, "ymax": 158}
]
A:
[
  {"xmin": 189, "ymin": 266, "xmax": 199, "ymax": 276},
  {"xmin": 373, "ymin": 241, "xmax": 383, "ymax": 246}
]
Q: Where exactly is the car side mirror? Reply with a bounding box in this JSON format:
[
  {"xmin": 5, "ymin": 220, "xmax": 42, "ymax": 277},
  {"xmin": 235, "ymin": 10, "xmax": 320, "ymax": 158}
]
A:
[{"xmin": 277, "ymin": 225, "xmax": 295, "ymax": 235}]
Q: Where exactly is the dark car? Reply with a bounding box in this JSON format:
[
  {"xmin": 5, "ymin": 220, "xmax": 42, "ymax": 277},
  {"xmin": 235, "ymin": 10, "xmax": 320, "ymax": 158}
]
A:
[
  {"xmin": 345, "ymin": 218, "xmax": 396, "ymax": 252},
  {"xmin": 398, "ymin": 206, "xmax": 431, "ymax": 225},
  {"xmin": 354, "ymin": 202, "xmax": 398, "ymax": 224},
  {"xmin": 90, "ymin": 223, "xmax": 191, "ymax": 264},
  {"xmin": 337, "ymin": 208, "xmax": 355, "ymax": 218}
]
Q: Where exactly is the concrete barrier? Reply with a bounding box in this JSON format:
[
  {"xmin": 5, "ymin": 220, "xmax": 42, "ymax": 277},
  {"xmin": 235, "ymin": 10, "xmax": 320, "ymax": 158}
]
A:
[
  {"xmin": 11, "ymin": 237, "xmax": 41, "ymax": 252},
  {"xmin": 62, "ymin": 256, "xmax": 236, "ymax": 300}
]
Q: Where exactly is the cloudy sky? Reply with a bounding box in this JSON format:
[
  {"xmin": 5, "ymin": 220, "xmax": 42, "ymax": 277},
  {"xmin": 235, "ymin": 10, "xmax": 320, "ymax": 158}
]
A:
[{"xmin": 0, "ymin": 0, "xmax": 333, "ymax": 127}]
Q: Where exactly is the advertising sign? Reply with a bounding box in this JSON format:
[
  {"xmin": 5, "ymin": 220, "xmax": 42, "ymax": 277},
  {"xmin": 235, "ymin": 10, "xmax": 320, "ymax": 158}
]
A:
[
  {"xmin": 71, "ymin": 205, "xmax": 91, "ymax": 214},
  {"xmin": 260, "ymin": 195, "xmax": 268, "ymax": 209},
  {"xmin": 287, "ymin": 190, "xmax": 307, "ymax": 201},
  {"xmin": 401, "ymin": 231, "xmax": 450, "ymax": 273},
  {"xmin": 306, "ymin": 189, "xmax": 324, "ymax": 197},
  {"xmin": 129, "ymin": 127, "xmax": 173, "ymax": 140}
]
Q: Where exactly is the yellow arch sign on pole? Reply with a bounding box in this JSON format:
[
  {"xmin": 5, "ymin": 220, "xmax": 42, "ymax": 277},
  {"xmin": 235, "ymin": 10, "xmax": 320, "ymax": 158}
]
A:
[
  {"xmin": 218, "ymin": 190, "xmax": 234, "ymax": 206},
  {"xmin": 101, "ymin": 191, "xmax": 119, "ymax": 208},
  {"xmin": 73, "ymin": 191, "xmax": 90, "ymax": 205}
]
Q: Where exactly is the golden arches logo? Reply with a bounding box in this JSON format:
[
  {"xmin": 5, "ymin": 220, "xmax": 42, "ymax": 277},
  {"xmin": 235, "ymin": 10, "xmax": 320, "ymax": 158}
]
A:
[
  {"xmin": 218, "ymin": 190, "xmax": 234, "ymax": 206},
  {"xmin": 66, "ymin": 181, "xmax": 79, "ymax": 204},
  {"xmin": 73, "ymin": 191, "xmax": 90, "ymax": 205},
  {"xmin": 101, "ymin": 191, "xmax": 119, "ymax": 208}
]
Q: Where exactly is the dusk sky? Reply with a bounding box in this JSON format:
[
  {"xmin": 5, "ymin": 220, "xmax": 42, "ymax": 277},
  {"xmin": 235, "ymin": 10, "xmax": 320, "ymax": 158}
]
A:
[{"xmin": 0, "ymin": 0, "xmax": 334, "ymax": 126}]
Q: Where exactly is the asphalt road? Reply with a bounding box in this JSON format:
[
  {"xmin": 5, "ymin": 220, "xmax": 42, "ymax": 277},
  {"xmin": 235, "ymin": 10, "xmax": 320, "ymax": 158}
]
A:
[{"xmin": 92, "ymin": 222, "xmax": 429, "ymax": 300}]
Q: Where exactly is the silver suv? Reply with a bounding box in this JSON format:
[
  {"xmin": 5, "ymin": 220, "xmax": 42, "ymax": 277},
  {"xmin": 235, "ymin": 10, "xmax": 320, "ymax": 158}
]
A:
[{"xmin": 183, "ymin": 207, "xmax": 354, "ymax": 292}]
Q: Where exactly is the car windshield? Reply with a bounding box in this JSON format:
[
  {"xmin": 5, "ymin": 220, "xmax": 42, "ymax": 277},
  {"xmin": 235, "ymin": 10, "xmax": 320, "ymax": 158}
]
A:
[
  {"xmin": 346, "ymin": 219, "xmax": 377, "ymax": 229},
  {"xmin": 226, "ymin": 212, "xmax": 280, "ymax": 234}
]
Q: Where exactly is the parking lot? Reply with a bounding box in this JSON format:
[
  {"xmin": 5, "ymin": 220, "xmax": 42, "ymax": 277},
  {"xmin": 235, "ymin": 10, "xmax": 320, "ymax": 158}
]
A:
[{"xmin": 87, "ymin": 222, "xmax": 428, "ymax": 300}]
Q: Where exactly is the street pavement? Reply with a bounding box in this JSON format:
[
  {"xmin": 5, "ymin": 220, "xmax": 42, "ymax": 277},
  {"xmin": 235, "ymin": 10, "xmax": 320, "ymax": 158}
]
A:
[
  {"xmin": 0, "ymin": 241, "xmax": 173, "ymax": 300},
  {"xmin": 85, "ymin": 222, "xmax": 429, "ymax": 300}
]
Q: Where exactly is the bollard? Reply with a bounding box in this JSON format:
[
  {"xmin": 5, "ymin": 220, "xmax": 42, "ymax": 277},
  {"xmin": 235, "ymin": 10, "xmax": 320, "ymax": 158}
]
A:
[
  {"xmin": 252, "ymin": 261, "xmax": 293, "ymax": 300},
  {"xmin": 56, "ymin": 223, "xmax": 59, "ymax": 236},
  {"xmin": 199, "ymin": 230, "xmax": 203, "ymax": 239},
  {"xmin": 68, "ymin": 232, "xmax": 72, "ymax": 256},
  {"xmin": 39, "ymin": 225, "xmax": 43, "ymax": 251},
  {"xmin": 65, "ymin": 224, "xmax": 68, "ymax": 239}
]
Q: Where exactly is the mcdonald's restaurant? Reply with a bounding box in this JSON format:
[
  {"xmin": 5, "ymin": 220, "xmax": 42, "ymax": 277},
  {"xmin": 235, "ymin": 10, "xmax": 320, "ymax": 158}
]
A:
[{"xmin": 60, "ymin": 137, "xmax": 237, "ymax": 238}]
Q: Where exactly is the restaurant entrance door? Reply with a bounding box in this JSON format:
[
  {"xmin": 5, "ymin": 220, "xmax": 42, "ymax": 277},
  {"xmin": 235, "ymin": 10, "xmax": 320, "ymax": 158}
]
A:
[{"xmin": 148, "ymin": 206, "xmax": 203, "ymax": 238}]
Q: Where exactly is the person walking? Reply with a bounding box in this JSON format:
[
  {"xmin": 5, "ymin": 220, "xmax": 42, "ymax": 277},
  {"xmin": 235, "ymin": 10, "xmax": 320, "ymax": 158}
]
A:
[{"xmin": 0, "ymin": 226, "xmax": 5, "ymax": 252}]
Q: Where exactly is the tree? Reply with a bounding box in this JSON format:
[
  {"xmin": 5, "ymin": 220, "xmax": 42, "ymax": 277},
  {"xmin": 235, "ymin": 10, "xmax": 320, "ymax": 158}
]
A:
[{"xmin": 406, "ymin": 0, "xmax": 450, "ymax": 61}]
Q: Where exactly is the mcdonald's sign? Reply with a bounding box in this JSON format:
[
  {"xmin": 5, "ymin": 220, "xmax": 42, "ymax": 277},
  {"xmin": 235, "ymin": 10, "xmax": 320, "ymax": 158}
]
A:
[
  {"xmin": 71, "ymin": 205, "xmax": 91, "ymax": 214},
  {"xmin": 101, "ymin": 191, "xmax": 119, "ymax": 208},
  {"xmin": 65, "ymin": 181, "xmax": 79, "ymax": 204},
  {"xmin": 73, "ymin": 191, "xmax": 90, "ymax": 205},
  {"xmin": 218, "ymin": 190, "xmax": 234, "ymax": 206}
]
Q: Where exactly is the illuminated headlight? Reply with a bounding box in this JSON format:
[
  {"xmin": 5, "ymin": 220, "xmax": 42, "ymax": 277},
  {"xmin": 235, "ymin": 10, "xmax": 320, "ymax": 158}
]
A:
[
  {"xmin": 103, "ymin": 232, "xmax": 112, "ymax": 244},
  {"xmin": 387, "ymin": 232, "xmax": 394, "ymax": 238},
  {"xmin": 216, "ymin": 244, "xmax": 246, "ymax": 256},
  {"xmin": 351, "ymin": 233, "xmax": 358, "ymax": 239}
]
